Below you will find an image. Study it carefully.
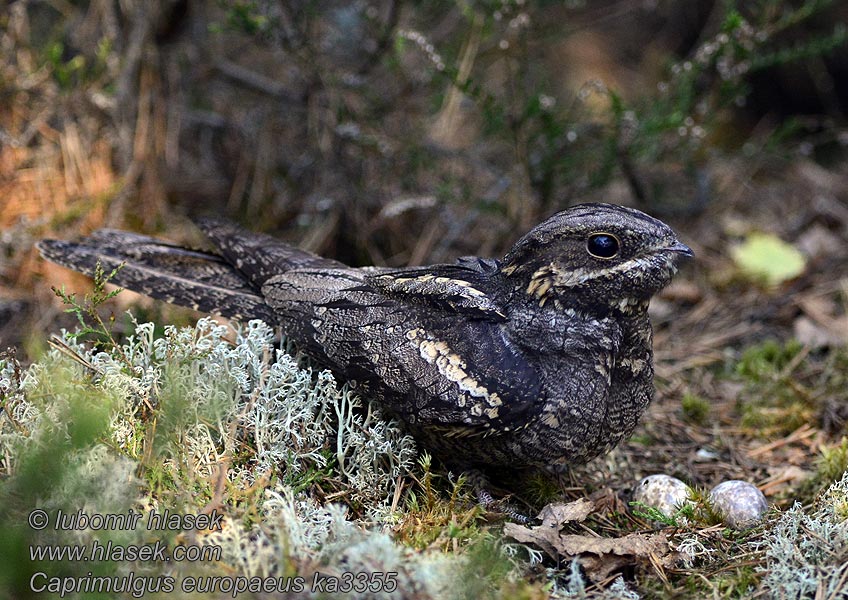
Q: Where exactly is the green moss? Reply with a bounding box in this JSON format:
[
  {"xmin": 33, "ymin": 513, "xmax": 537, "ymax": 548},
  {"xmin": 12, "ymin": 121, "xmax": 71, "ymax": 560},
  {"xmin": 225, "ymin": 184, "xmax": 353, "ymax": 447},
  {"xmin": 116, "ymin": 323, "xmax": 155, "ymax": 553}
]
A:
[
  {"xmin": 819, "ymin": 439, "xmax": 848, "ymax": 478},
  {"xmin": 681, "ymin": 392, "xmax": 710, "ymax": 425},
  {"xmin": 732, "ymin": 341, "xmax": 848, "ymax": 443},
  {"xmin": 0, "ymin": 363, "xmax": 138, "ymax": 600},
  {"xmin": 809, "ymin": 437, "xmax": 848, "ymax": 495},
  {"xmin": 674, "ymin": 565, "xmax": 759, "ymax": 599},
  {"xmin": 453, "ymin": 534, "xmax": 546, "ymax": 600},
  {"xmin": 733, "ymin": 339, "xmax": 815, "ymax": 437},
  {"xmin": 628, "ymin": 433, "xmax": 654, "ymax": 446},
  {"xmin": 735, "ymin": 339, "xmax": 803, "ymax": 382},
  {"xmin": 630, "ymin": 500, "xmax": 686, "ymax": 528},
  {"xmin": 522, "ymin": 471, "xmax": 563, "ymax": 507},
  {"xmin": 397, "ymin": 454, "xmax": 483, "ymax": 550},
  {"xmin": 713, "ymin": 566, "xmax": 760, "ymax": 598}
]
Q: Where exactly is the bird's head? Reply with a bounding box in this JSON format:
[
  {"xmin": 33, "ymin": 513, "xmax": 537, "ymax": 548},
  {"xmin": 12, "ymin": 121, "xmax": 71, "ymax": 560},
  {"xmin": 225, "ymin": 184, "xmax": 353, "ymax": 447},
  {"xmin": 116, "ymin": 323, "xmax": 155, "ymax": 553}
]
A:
[{"xmin": 500, "ymin": 203, "xmax": 693, "ymax": 314}]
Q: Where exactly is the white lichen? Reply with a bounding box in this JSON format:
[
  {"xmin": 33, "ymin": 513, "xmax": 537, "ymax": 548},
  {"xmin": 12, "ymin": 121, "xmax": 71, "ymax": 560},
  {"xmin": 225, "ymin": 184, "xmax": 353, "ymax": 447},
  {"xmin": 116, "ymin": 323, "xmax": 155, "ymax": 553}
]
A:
[
  {"xmin": 0, "ymin": 318, "xmax": 455, "ymax": 598},
  {"xmin": 758, "ymin": 472, "xmax": 848, "ymax": 599}
]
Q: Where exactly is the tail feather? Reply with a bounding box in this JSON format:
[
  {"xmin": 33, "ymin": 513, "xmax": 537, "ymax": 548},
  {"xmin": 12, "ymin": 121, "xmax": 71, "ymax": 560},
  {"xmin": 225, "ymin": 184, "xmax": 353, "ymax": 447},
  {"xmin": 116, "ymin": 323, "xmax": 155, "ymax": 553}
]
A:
[
  {"xmin": 37, "ymin": 235, "xmax": 277, "ymax": 323},
  {"xmin": 195, "ymin": 218, "xmax": 344, "ymax": 287}
]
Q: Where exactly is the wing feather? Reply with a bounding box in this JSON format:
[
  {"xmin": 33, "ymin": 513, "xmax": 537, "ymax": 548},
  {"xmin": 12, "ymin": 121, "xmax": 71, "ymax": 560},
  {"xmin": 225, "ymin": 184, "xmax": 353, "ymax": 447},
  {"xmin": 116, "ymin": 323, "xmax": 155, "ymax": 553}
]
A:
[
  {"xmin": 366, "ymin": 263, "xmax": 506, "ymax": 319},
  {"xmin": 262, "ymin": 267, "xmax": 539, "ymax": 428}
]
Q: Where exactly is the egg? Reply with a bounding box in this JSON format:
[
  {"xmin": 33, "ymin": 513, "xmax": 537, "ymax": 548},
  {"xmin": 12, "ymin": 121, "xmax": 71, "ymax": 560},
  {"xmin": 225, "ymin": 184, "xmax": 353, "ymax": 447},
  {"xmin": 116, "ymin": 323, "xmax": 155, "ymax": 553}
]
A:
[
  {"xmin": 710, "ymin": 480, "xmax": 768, "ymax": 529},
  {"xmin": 632, "ymin": 474, "xmax": 692, "ymax": 523}
]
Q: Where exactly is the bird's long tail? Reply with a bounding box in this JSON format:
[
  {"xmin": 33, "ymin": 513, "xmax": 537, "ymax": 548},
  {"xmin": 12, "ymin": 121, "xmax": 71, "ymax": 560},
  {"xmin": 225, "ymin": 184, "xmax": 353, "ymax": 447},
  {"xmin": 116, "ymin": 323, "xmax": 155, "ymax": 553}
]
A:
[{"xmin": 37, "ymin": 220, "xmax": 341, "ymax": 323}]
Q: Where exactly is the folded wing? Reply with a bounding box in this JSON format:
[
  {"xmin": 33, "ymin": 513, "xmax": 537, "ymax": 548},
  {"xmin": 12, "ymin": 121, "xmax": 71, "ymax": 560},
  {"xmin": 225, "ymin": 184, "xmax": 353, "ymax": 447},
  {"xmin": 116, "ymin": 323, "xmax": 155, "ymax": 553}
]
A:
[{"xmin": 263, "ymin": 264, "xmax": 538, "ymax": 429}]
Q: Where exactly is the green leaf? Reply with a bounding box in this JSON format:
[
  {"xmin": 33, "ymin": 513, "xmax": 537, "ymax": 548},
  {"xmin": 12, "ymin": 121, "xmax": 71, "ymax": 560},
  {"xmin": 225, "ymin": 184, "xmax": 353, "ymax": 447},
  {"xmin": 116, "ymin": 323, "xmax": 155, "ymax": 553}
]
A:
[{"xmin": 730, "ymin": 232, "xmax": 806, "ymax": 286}]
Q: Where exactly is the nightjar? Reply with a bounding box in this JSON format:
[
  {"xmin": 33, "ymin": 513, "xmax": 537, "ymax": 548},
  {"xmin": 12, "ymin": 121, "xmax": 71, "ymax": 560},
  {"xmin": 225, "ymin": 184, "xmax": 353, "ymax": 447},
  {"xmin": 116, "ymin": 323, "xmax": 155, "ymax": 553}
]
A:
[{"xmin": 38, "ymin": 203, "xmax": 692, "ymax": 469}]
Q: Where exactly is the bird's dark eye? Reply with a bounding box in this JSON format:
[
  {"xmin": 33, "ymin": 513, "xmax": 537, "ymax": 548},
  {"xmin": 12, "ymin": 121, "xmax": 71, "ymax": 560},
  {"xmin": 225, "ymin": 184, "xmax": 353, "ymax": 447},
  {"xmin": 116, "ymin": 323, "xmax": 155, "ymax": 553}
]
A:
[{"xmin": 586, "ymin": 233, "xmax": 620, "ymax": 259}]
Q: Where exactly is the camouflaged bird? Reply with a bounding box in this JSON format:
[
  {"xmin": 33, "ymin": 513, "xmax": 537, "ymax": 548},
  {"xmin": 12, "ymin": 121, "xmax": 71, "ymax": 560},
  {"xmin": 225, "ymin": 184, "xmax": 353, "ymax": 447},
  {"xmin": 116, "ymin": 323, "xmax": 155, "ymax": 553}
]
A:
[{"xmin": 38, "ymin": 203, "xmax": 692, "ymax": 469}]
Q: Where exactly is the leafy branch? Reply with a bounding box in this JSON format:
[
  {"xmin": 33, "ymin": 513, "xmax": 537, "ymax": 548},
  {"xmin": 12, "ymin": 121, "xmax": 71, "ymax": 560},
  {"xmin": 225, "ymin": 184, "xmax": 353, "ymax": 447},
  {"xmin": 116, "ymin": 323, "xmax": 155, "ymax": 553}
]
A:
[{"xmin": 51, "ymin": 260, "xmax": 128, "ymax": 362}]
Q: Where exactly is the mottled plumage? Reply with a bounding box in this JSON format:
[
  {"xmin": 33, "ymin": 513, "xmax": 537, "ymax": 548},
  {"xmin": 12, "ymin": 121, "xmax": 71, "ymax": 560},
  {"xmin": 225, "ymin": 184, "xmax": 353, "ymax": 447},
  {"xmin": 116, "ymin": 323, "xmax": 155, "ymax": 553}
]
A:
[{"xmin": 38, "ymin": 203, "xmax": 691, "ymax": 469}]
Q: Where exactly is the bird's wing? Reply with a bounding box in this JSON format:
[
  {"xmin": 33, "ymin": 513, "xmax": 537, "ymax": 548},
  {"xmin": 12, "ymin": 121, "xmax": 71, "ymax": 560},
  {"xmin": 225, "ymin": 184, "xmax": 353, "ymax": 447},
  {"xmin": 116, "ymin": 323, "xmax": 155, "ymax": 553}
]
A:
[
  {"xmin": 262, "ymin": 266, "xmax": 539, "ymax": 429},
  {"xmin": 37, "ymin": 230, "xmax": 276, "ymax": 323},
  {"xmin": 364, "ymin": 262, "xmax": 507, "ymax": 320},
  {"xmin": 40, "ymin": 225, "xmax": 536, "ymax": 428}
]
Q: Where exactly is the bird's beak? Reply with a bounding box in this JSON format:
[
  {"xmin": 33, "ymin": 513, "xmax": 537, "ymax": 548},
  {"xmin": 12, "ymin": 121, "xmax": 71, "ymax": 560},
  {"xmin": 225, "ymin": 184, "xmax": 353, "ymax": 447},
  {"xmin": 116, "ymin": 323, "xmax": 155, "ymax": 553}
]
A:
[{"xmin": 666, "ymin": 241, "xmax": 694, "ymax": 257}]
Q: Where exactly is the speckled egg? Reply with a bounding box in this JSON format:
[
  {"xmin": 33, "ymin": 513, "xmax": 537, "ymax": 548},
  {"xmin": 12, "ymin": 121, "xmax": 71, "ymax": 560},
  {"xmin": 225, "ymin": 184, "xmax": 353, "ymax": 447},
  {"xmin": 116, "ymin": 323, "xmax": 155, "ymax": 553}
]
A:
[
  {"xmin": 632, "ymin": 474, "xmax": 692, "ymax": 521},
  {"xmin": 709, "ymin": 480, "xmax": 768, "ymax": 530}
]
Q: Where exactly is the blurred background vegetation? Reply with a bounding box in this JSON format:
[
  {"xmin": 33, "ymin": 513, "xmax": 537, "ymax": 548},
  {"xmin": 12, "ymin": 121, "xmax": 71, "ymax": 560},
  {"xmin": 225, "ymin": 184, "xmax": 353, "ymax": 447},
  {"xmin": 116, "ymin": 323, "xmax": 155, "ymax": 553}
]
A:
[{"xmin": 2, "ymin": 0, "xmax": 847, "ymax": 358}]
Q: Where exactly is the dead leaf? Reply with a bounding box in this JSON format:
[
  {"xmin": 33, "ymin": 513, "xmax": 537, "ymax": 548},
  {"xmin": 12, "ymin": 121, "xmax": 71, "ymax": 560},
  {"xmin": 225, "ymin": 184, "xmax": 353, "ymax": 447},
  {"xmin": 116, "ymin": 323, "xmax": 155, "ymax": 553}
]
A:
[
  {"xmin": 796, "ymin": 223, "xmax": 843, "ymax": 259},
  {"xmin": 793, "ymin": 295, "xmax": 848, "ymax": 348},
  {"xmin": 730, "ymin": 232, "xmax": 806, "ymax": 286},
  {"xmin": 504, "ymin": 523, "xmax": 678, "ymax": 582},
  {"xmin": 537, "ymin": 498, "xmax": 595, "ymax": 529},
  {"xmin": 760, "ymin": 465, "xmax": 811, "ymax": 496},
  {"xmin": 799, "ymin": 295, "xmax": 841, "ymax": 324},
  {"xmin": 794, "ymin": 316, "xmax": 847, "ymax": 348}
]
